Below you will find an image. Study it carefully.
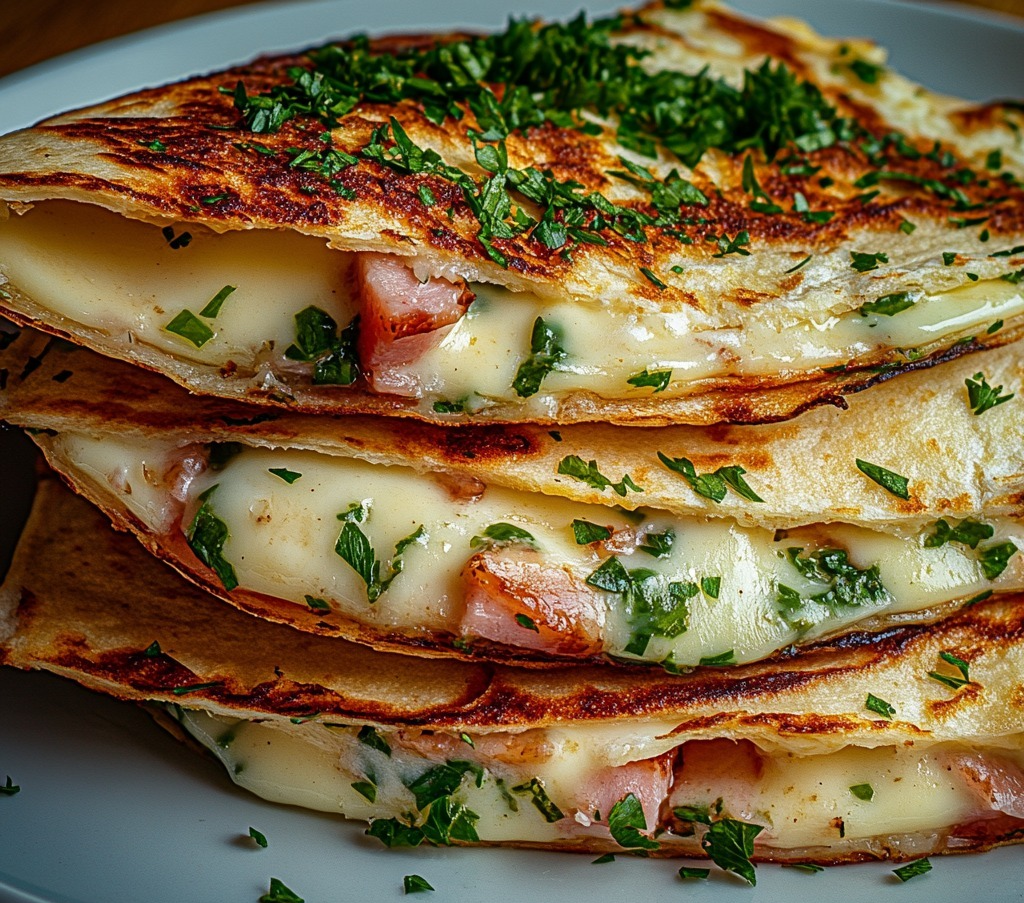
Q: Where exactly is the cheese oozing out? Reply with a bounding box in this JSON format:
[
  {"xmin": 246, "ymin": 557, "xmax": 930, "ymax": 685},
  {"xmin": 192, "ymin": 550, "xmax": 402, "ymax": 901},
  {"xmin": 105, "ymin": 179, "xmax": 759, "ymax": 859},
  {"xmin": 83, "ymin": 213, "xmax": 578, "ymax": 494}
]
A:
[
  {"xmin": 171, "ymin": 707, "xmax": 1024, "ymax": 859},
  {"xmin": 1, "ymin": 201, "xmax": 1021, "ymax": 417},
  {"xmin": 52, "ymin": 430, "xmax": 1024, "ymax": 666}
]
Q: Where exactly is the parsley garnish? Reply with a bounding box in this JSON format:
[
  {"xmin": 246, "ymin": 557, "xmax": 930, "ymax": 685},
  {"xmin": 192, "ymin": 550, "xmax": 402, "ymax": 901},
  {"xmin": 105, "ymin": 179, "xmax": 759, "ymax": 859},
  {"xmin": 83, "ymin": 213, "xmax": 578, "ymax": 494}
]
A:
[
  {"xmin": 249, "ymin": 826, "xmax": 269, "ymax": 847},
  {"xmin": 711, "ymin": 231, "xmax": 751, "ymax": 258},
  {"xmin": 285, "ymin": 306, "xmax": 360, "ymax": 385},
  {"xmin": 403, "ymin": 875, "xmax": 434, "ymax": 894},
  {"xmin": 658, "ymin": 454, "xmax": 764, "ymax": 503},
  {"xmin": 592, "ymin": 853, "xmax": 616, "ymax": 864},
  {"xmin": 512, "ymin": 317, "xmax": 567, "ymax": 397},
  {"xmin": 858, "ymin": 291, "xmax": 915, "ymax": 317},
  {"xmin": 678, "ymin": 867, "xmax": 711, "ymax": 880},
  {"xmin": 557, "ymin": 455, "xmax": 642, "ymax": 497},
  {"xmin": 784, "ymin": 254, "xmax": 812, "ymax": 274},
  {"xmin": 335, "ymin": 515, "xmax": 427, "ymax": 603},
  {"xmin": 850, "ymin": 250, "xmax": 888, "ymax": 272},
  {"xmin": 304, "ymin": 595, "xmax": 330, "ymax": 611},
  {"xmin": 164, "ymin": 310, "xmax": 214, "ymax": 348},
  {"xmin": 928, "ymin": 650, "xmax": 971, "ymax": 690},
  {"xmin": 627, "ymin": 368, "xmax": 672, "ymax": 393},
  {"xmin": 357, "ymin": 725, "xmax": 392, "ymax": 757},
  {"xmin": 0, "ymin": 776, "xmax": 19, "ymax": 796},
  {"xmin": 979, "ymin": 541, "xmax": 1018, "ymax": 579},
  {"xmin": 638, "ymin": 528, "xmax": 674, "ymax": 558},
  {"xmin": 849, "ymin": 783, "xmax": 874, "ymax": 801},
  {"xmin": 701, "ymin": 818, "xmax": 764, "ymax": 886},
  {"xmin": 143, "ymin": 641, "xmax": 162, "ymax": 657},
  {"xmin": 268, "ymin": 467, "xmax": 302, "ymax": 484},
  {"xmin": 572, "ymin": 520, "xmax": 612, "ymax": 544},
  {"xmin": 892, "ymin": 859, "xmax": 932, "ymax": 882},
  {"xmin": 470, "ymin": 523, "xmax": 538, "ymax": 551},
  {"xmin": 865, "ymin": 693, "xmax": 895, "ymax": 719},
  {"xmin": 199, "ymin": 284, "xmax": 237, "ymax": 318},
  {"xmin": 511, "ymin": 777, "xmax": 565, "ymax": 823},
  {"xmin": 698, "ymin": 650, "xmax": 735, "ymax": 666},
  {"xmin": 924, "ymin": 518, "xmax": 993, "ymax": 549},
  {"xmin": 777, "ymin": 547, "xmax": 891, "ymax": 629},
  {"xmin": 185, "ymin": 485, "xmax": 238, "ymax": 590},
  {"xmin": 855, "ymin": 459, "xmax": 910, "ymax": 500},
  {"xmin": 701, "ymin": 576, "xmax": 721, "ymax": 599},
  {"xmin": 607, "ymin": 793, "xmax": 659, "ymax": 851},
  {"xmin": 260, "ymin": 878, "xmax": 304, "ymax": 903},
  {"xmin": 515, "ymin": 614, "xmax": 540, "ymax": 632},
  {"xmin": 965, "ymin": 372, "xmax": 1014, "ymax": 415}
]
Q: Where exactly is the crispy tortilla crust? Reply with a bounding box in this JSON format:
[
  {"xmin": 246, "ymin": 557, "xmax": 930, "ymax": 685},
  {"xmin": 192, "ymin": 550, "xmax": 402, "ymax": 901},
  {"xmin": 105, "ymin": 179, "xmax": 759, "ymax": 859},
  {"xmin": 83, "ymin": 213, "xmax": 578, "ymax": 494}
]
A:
[
  {"xmin": 0, "ymin": 1, "xmax": 1021, "ymax": 424},
  {"xmin": 3, "ymin": 328, "xmax": 1023, "ymax": 532}
]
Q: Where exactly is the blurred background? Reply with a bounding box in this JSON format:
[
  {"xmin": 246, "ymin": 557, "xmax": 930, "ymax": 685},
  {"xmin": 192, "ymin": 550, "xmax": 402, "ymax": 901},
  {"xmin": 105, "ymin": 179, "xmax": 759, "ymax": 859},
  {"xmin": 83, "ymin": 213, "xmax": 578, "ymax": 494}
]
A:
[{"xmin": 0, "ymin": 0, "xmax": 1021, "ymax": 79}]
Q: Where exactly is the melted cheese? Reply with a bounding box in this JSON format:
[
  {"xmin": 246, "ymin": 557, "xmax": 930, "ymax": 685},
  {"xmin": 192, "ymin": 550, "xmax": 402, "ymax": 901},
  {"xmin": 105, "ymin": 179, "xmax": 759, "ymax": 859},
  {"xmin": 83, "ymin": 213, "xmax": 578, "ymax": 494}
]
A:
[
  {"xmin": 173, "ymin": 709, "xmax": 1024, "ymax": 853},
  {"xmin": 2, "ymin": 201, "xmax": 1021, "ymax": 415},
  {"xmin": 54, "ymin": 432, "xmax": 1024, "ymax": 665}
]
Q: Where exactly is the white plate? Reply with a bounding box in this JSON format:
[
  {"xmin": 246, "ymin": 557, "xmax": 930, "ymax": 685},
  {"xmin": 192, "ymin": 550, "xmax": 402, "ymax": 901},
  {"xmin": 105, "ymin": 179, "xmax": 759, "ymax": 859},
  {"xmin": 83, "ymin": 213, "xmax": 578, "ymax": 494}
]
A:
[{"xmin": 1, "ymin": 2, "xmax": 1023, "ymax": 901}]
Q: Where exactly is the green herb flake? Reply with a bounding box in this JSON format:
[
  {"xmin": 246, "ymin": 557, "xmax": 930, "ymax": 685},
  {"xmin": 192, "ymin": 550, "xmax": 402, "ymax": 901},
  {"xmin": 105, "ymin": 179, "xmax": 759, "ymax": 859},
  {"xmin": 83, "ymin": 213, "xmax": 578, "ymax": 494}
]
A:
[
  {"xmin": 924, "ymin": 517, "xmax": 993, "ymax": 550},
  {"xmin": 638, "ymin": 528, "xmax": 674, "ymax": 559},
  {"xmin": 850, "ymin": 250, "xmax": 888, "ymax": 273},
  {"xmin": 658, "ymin": 454, "xmax": 764, "ymax": 504},
  {"xmin": 785, "ymin": 254, "xmax": 812, "ymax": 274},
  {"xmin": 640, "ymin": 266, "xmax": 667, "ymax": 290},
  {"xmin": 701, "ymin": 818, "xmax": 764, "ymax": 886},
  {"xmin": 140, "ymin": 138, "xmax": 167, "ymax": 153},
  {"xmin": 268, "ymin": 467, "xmax": 302, "ymax": 484},
  {"xmin": 849, "ymin": 58, "xmax": 883, "ymax": 84},
  {"xmin": 143, "ymin": 641, "xmax": 162, "ymax": 657},
  {"xmin": 592, "ymin": 853, "xmax": 616, "ymax": 864},
  {"xmin": 185, "ymin": 484, "xmax": 239, "ymax": 590},
  {"xmin": 164, "ymin": 310, "xmax": 214, "ymax": 348},
  {"xmin": 260, "ymin": 878, "xmax": 304, "ymax": 903},
  {"xmin": 849, "ymin": 783, "xmax": 874, "ymax": 801},
  {"xmin": 711, "ymin": 231, "xmax": 751, "ymax": 258},
  {"xmin": 512, "ymin": 317, "xmax": 567, "ymax": 398},
  {"xmin": 856, "ymin": 459, "xmax": 910, "ymax": 500},
  {"xmin": 459, "ymin": 732, "xmax": 475, "ymax": 748},
  {"xmin": 699, "ymin": 650, "xmax": 735, "ymax": 667},
  {"xmin": 979, "ymin": 541, "xmax": 1018, "ymax": 579},
  {"xmin": 678, "ymin": 867, "xmax": 711, "ymax": 880},
  {"xmin": 432, "ymin": 399, "xmax": 465, "ymax": 414},
  {"xmin": 701, "ymin": 576, "xmax": 721, "ymax": 599},
  {"xmin": 784, "ymin": 863, "xmax": 825, "ymax": 873},
  {"xmin": 304, "ymin": 595, "xmax": 330, "ymax": 612},
  {"xmin": 572, "ymin": 520, "xmax": 612, "ymax": 544},
  {"xmin": 403, "ymin": 875, "xmax": 435, "ymax": 894},
  {"xmin": 965, "ymin": 372, "xmax": 1014, "ymax": 415},
  {"xmin": 515, "ymin": 613, "xmax": 540, "ymax": 632},
  {"xmin": 357, "ymin": 725, "xmax": 392, "ymax": 757},
  {"xmin": 352, "ymin": 781, "xmax": 377, "ymax": 802},
  {"xmin": 942, "ymin": 252, "xmax": 958, "ymax": 266},
  {"xmin": 172, "ymin": 682, "xmax": 221, "ymax": 696},
  {"xmin": 899, "ymin": 219, "xmax": 916, "ymax": 235},
  {"xmin": 0, "ymin": 776, "xmax": 20, "ymax": 796},
  {"xmin": 557, "ymin": 455, "xmax": 642, "ymax": 497},
  {"xmin": 892, "ymin": 859, "xmax": 932, "ymax": 882},
  {"xmin": 627, "ymin": 368, "xmax": 672, "ymax": 393},
  {"xmin": 607, "ymin": 793, "xmax": 659, "ymax": 851},
  {"xmin": 859, "ymin": 292, "xmax": 915, "ymax": 317},
  {"xmin": 335, "ymin": 519, "xmax": 427, "ymax": 603},
  {"xmin": 511, "ymin": 777, "xmax": 565, "ymax": 823},
  {"xmin": 470, "ymin": 523, "xmax": 538, "ymax": 551},
  {"xmin": 248, "ymin": 826, "xmax": 269, "ymax": 848},
  {"xmin": 865, "ymin": 693, "xmax": 896, "ymax": 720},
  {"xmin": 417, "ymin": 184, "xmax": 438, "ymax": 207},
  {"xmin": 198, "ymin": 284, "xmax": 237, "ymax": 318}
]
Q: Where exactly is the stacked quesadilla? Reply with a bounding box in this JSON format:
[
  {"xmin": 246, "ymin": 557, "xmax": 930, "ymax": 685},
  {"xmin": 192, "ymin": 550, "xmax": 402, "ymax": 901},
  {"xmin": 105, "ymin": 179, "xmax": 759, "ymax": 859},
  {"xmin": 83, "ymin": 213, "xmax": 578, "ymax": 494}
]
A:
[{"xmin": 2, "ymin": 0, "xmax": 1024, "ymax": 878}]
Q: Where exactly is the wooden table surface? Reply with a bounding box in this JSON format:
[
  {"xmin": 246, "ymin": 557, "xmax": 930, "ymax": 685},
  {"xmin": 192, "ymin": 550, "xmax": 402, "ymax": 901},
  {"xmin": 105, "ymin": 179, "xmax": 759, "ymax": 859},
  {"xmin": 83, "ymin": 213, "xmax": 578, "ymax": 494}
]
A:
[{"xmin": 0, "ymin": 0, "xmax": 1021, "ymax": 81}]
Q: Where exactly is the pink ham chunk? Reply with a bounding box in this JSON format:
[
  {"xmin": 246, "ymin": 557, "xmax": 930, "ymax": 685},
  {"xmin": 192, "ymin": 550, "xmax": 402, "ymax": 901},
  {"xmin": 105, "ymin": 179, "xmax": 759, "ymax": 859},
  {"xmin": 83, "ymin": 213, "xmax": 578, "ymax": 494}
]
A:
[
  {"xmin": 570, "ymin": 754, "xmax": 676, "ymax": 833},
  {"xmin": 353, "ymin": 253, "xmax": 474, "ymax": 396},
  {"xmin": 460, "ymin": 549, "xmax": 606, "ymax": 657}
]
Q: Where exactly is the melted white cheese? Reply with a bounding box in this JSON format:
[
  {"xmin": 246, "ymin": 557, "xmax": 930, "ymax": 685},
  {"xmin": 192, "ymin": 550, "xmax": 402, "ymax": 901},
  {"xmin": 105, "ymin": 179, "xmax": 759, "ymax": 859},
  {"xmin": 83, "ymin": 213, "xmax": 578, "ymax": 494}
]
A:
[
  {"xmin": 174, "ymin": 709, "xmax": 1024, "ymax": 852},
  {"xmin": 54, "ymin": 432, "xmax": 1024, "ymax": 665},
  {"xmin": 3, "ymin": 201, "xmax": 1021, "ymax": 413}
]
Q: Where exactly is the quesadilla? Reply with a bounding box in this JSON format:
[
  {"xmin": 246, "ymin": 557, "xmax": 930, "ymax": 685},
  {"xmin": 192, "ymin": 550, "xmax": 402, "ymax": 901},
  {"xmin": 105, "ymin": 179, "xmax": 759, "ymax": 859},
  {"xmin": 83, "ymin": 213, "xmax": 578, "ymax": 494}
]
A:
[
  {"xmin": 4, "ymin": 479, "xmax": 1024, "ymax": 872},
  {"xmin": 0, "ymin": 1, "xmax": 1022, "ymax": 425},
  {"xmin": 3, "ymin": 329, "xmax": 1021, "ymax": 667}
]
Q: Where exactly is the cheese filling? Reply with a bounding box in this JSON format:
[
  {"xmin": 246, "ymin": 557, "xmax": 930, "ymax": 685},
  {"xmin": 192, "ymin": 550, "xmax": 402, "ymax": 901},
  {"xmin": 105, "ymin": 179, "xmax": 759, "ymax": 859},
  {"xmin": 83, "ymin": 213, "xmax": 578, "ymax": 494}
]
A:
[
  {"xmin": 172, "ymin": 708, "xmax": 1024, "ymax": 857},
  {"xmin": 53, "ymin": 431, "xmax": 1024, "ymax": 666},
  {"xmin": 2, "ymin": 201, "xmax": 1021, "ymax": 416}
]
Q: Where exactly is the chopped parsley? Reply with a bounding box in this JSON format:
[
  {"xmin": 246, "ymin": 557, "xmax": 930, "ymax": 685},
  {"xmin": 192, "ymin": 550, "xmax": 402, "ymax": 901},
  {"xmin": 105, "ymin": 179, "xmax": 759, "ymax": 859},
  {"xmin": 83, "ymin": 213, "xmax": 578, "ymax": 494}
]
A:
[
  {"xmin": 198, "ymin": 284, "xmax": 237, "ymax": 318},
  {"xmin": 557, "ymin": 455, "xmax": 642, "ymax": 497},
  {"xmin": 512, "ymin": 317, "xmax": 567, "ymax": 397},
  {"xmin": 701, "ymin": 818, "xmax": 764, "ymax": 886},
  {"xmin": 143, "ymin": 641, "xmax": 162, "ymax": 657},
  {"xmin": 924, "ymin": 517, "xmax": 994, "ymax": 549},
  {"xmin": 928, "ymin": 650, "xmax": 971, "ymax": 691},
  {"xmin": 627, "ymin": 368, "xmax": 672, "ymax": 393},
  {"xmin": 777, "ymin": 547, "xmax": 892, "ymax": 630},
  {"xmin": 849, "ymin": 783, "xmax": 874, "ymax": 801},
  {"xmin": 658, "ymin": 453, "xmax": 764, "ymax": 503},
  {"xmin": 515, "ymin": 614, "xmax": 540, "ymax": 632},
  {"xmin": 892, "ymin": 859, "xmax": 932, "ymax": 882},
  {"xmin": 678, "ymin": 867, "xmax": 711, "ymax": 880},
  {"xmin": 248, "ymin": 826, "xmax": 269, "ymax": 847},
  {"xmin": 403, "ymin": 875, "xmax": 434, "ymax": 894},
  {"xmin": 572, "ymin": 519, "xmax": 612, "ymax": 544},
  {"xmin": 849, "ymin": 250, "xmax": 888, "ymax": 272},
  {"xmin": 865, "ymin": 693, "xmax": 895, "ymax": 720},
  {"xmin": 164, "ymin": 310, "xmax": 214, "ymax": 348},
  {"xmin": 260, "ymin": 878, "xmax": 304, "ymax": 903},
  {"xmin": 357, "ymin": 725, "xmax": 392, "ymax": 757},
  {"xmin": 592, "ymin": 853, "xmax": 616, "ymax": 864},
  {"xmin": 638, "ymin": 528, "xmax": 674, "ymax": 558},
  {"xmin": 185, "ymin": 485, "xmax": 238, "ymax": 590},
  {"xmin": 268, "ymin": 467, "xmax": 302, "ymax": 484},
  {"xmin": 858, "ymin": 291, "xmax": 915, "ymax": 317},
  {"xmin": 335, "ymin": 515, "xmax": 427, "ymax": 603},
  {"xmin": 701, "ymin": 576, "xmax": 721, "ymax": 599},
  {"xmin": 511, "ymin": 777, "xmax": 565, "ymax": 822},
  {"xmin": 698, "ymin": 650, "xmax": 736, "ymax": 666},
  {"xmin": 965, "ymin": 372, "xmax": 1014, "ymax": 415},
  {"xmin": 607, "ymin": 793, "xmax": 659, "ymax": 851},
  {"xmin": 470, "ymin": 523, "xmax": 538, "ymax": 551},
  {"xmin": 979, "ymin": 541, "xmax": 1018, "ymax": 579},
  {"xmin": 855, "ymin": 459, "xmax": 910, "ymax": 500},
  {"xmin": 304, "ymin": 595, "xmax": 330, "ymax": 611},
  {"xmin": 0, "ymin": 776, "xmax": 19, "ymax": 796},
  {"xmin": 351, "ymin": 780, "xmax": 377, "ymax": 802}
]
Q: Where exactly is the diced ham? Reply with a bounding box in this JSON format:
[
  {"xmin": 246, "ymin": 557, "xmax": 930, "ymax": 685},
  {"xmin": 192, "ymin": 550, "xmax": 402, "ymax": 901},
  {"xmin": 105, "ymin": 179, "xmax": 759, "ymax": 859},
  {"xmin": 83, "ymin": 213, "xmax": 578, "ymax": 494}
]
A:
[
  {"xmin": 460, "ymin": 549, "xmax": 606, "ymax": 656},
  {"xmin": 667, "ymin": 739, "xmax": 765, "ymax": 823},
  {"xmin": 393, "ymin": 728, "xmax": 555, "ymax": 767},
  {"xmin": 353, "ymin": 253, "xmax": 474, "ymax": 396},
  {"xmin": 952, "ymin": 751, "xmax": 1024, "ymax": 820},
  {"xmin": 570, "ymin": 753, "xmax": 676, "ymax": 832}
]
